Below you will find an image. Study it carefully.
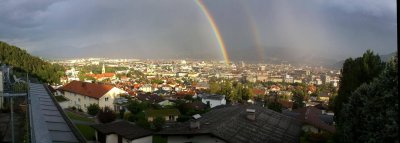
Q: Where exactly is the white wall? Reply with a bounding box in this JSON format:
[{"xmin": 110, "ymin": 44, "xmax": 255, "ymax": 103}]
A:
[
  {"xmin": 202, "ymin": 98, "xmax": 226, "ymax": 108},
  {"xmin": 98, "ymin": 87, "xmax": 126, "ymax": 110},
  {"xmin": 63, "ymin": 87, "xmax": 126, "ymax": 111},
  {"xmin": 167, "ymin": 135, "xmax": 226, "ymax": 143},
  {"xmin": 106, "ymin": 134, "xmax": 118, "ymax": 143},
  {"xmin": 124, "ymin": 136, "xmax": 152, "ymax": 143},
  {"xmin": 0, "ymin": 71, "xmax": 3, "ymax": 109},
  {"xmin": 63, "ymin": 91, "xmax": 99, "ymax": 112}
]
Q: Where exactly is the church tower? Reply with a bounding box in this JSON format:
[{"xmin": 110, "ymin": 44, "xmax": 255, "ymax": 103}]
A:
[{"xmin": 102, "ymin": 64, "xmax": 105, "ymax": 74}]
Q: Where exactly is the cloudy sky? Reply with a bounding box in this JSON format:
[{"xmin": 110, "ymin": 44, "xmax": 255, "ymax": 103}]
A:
[{"xmin": 0, "ymin": 0, "xmax": 396, "ymax": 63}]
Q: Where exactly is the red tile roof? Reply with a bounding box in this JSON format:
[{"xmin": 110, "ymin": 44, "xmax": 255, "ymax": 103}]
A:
[{"xmin": 59, "ymin": 80, "xmax": 114, "ymax": 99}]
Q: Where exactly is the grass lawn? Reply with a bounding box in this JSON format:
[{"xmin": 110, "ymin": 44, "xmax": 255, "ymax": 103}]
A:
[
  {"xmin": 65, "ymin": 111, "xmax": 95, "ymax": 122},
  {"xmin": 76, "ymin": 124, "xmax": 96, "ymax": 140}
]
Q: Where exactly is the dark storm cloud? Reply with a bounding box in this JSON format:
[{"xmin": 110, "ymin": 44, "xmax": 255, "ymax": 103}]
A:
[{"xmin": 0, "ymin": 0, "xmax": 396, "ymax": 64}]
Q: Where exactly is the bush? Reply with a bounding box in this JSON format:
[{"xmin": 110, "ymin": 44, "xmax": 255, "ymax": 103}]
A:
[
  {"xmin": 71, "ymin": 106, "xmax": 77, "ymax": 111},
  {"xmin": 152, "ymin": 117, "xmax": 166, "ymax": 131},
  {"xmin": 78, "ymin": 108, "xmax": 83, "ymax": 112},
  {"xmin": 97, "ymin": 107, "xmax": 116, "ymax": 123},
  {"xmin": 136, "ymin": 118, "xmax": 150, "ymax": 129},
  {"xmin": 87, "ymin": 104, "xmax": 100, "ymax": 116},
  {"xmin": 177, "ymin": 115, "xmax": 191, "ymax": 122}
]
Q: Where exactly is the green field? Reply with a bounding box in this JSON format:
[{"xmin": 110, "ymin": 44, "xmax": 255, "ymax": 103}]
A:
[
  {"xmin": 76, "ymin": 124, "xmax": 96, "ymax": 140},
  {"xmin": 65, "ymin": 110, "xmax": 96, "ymax": 140},
  {"xmin": 65, "ymin": 111, "xmax": 95, "ymax": 122}
]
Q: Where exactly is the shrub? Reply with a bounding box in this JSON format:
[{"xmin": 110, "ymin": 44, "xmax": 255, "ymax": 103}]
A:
[
  {"xmin": 87, "ymin": 104, "xmax": 100, "ymax": 116},
  {"xmin": 152, "ymin": 117, "xmax": 166, "ymax": 131},
  {"xmin": 97, "ymin": 107, "xmax": 116, "ymax": 123},
  {"xmin": 177, "ymin": 115, "xmax": 191, "ymax": 122}
]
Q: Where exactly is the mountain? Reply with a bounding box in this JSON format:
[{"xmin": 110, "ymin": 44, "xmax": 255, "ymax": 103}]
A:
[
  {"xmin": 330, "ymin": 52, "xmax": 397, "ymax": 69},
  {"xmin": 0, "ymin": 41, "xmax": 64, "ymax": 83}
]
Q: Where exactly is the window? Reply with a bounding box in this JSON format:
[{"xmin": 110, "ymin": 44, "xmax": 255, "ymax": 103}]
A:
[
  {"xmin": 78, "ymin": 98, "xmax": 80, "ymax": 102},
  {"xmin": 105, "ymin": 97, "xmax": 109, "ymax": 101},
  {"xmin": 84, "ymin": 104, "xmax": 86, "ymax": 107},
  {"xmin": 169, "ymin": 115, "xmax": 174, "ymax": 121}
]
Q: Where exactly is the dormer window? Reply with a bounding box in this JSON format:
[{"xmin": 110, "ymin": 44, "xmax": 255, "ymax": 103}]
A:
[{"xmin": 105, "ymin": 97, "xmax": 109, "ymax": 101}]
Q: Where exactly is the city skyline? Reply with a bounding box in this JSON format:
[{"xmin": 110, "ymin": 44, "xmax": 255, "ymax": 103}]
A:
[{"xmin": 0, "ymin": 0, "xmax": 396, "ymax": 63}]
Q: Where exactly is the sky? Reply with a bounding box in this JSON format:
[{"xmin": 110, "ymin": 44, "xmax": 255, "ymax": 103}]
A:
[{"xmin": 0, "ymin": 0, "xmax": 397, "ymax": 64}]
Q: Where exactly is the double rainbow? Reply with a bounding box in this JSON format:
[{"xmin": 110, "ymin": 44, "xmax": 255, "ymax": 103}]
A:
[{"xmin": 194, "ymin": 0, "xmax": 230, "ymax": 64}]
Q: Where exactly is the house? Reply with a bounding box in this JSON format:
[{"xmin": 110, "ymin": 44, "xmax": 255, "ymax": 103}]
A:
[
  {"xmin": 194, "ymin": 82, "xmax": 209, "ymax": 90},
  {"xmin": 283, "ymin": 106, "xmax": 335, "ymax": 133},
  {"xmin": 199, "ymin": 94, "xmax": 226, "ymax": 108},
  {"xmin": 91, "ymin": 121, "xmax": 153, "ymax": 143},
  {"xmin": 157, "ymin": 105, "xmax": 302, "ymax": 143},
  {"xmin": 318, "ymin": 92, "xmax": 331, "ymax": 102},
  {"xmin": 139, "ymin": 84, "xmax": 154, "ymax": 93},
  {"xmin": 136, "ymin": 93, "xmax": 163, "ymax": 104},
  {"xmin": 145, "ymin": 109, "xmax": 180, "ymax": 122},
  {"xmin": 58, "ymin": 80, "xmax": 127, "ymax": 111},
  {"xmin": 157, "ymin": 100, "xmax": 175, "ymax": 107}
]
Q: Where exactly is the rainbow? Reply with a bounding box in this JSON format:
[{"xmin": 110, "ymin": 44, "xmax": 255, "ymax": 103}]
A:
[
  {"xmin": 241, "ymin": 2, "xmax": 265, "ymax": 63},
  {"xmin": 194, "ymin": 0, "xmax": 230, "ymax": 64}
]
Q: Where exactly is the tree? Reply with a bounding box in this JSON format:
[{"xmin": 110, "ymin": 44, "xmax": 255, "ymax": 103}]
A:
[
  {"xmin": 97, "ymin": 107, "xmax": 116, "ymax": 123},
  {"xmin": 0, "ymin": 41, "xmax": 65, "ymax": 84},
  {"xmin": 127, "ymin": 100, "xmax": 147, "ymax": 114},
  {"xmin": 334, "ymin": 50, "xmax": 384, "ymax": 119},
  {"xmin": 152, "ymin": 117, "xmax": 166, "ymax": 131},
  {"xmin": 87, "ymin": 104, "xmax": 100, "ymax": 116},
  {"xmin": 267, "ymin": 101, "xmax": 282, "ymax": 113},
  {"xmin": 292, "ymin": 90, "xmax": 305, "ymax": 109},
  {"xmin": 337, "ymin": 55, "xmax": 398, "ymax": 142}
]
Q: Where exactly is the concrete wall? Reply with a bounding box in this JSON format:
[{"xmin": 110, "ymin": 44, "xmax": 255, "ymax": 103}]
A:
[
  {"xmin": 123, "ymin": 136, "xmax": 152, "ymax": 143},
  {"xmin": 106, "ymin": 134, "xmax": 118, "ymax": 143},
  {"xmin": 167, "ymin": 135, "xmax": 226, "ymax": 143},
  {"xmin": 0, "ymin": 71, "xmax": 3, "ymax": 109},
  {"xmin": 202, "ymin": 98, "xmax": 226, "ymax": 108}
]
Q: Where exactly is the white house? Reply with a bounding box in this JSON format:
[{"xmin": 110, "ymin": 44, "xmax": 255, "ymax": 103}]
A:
[
  {"xmin": 139, "ymin": 84, "xmax": 154, "ymax": 93},
  {"xmin": 199, "ymin": 94, "xmax": 226, "ymax": 108},
  {"xmin": 58, "ymin": 80, "xmax": 126, "ymax": 112}
]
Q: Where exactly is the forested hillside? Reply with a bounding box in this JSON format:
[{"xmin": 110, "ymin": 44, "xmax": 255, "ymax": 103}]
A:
[{"xmin": 0, "ymin": 41, "xmax": 64, "ymax": 84}]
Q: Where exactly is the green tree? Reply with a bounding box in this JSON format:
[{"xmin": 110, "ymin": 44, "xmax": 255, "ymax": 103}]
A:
[
  {"xmin": 0, "ymin": 41, "xmax": 65, "ymax": 84},
  {"xmin": 267, "ymin": 101, "xmax": 282, "ymax": 113},
  {"xmin": 127, "ymin": 100, "xmax": 148, "ymax": 114},
  {"xmin": 337, "ymin": 55, "xmax": 398, "ymax": 142},
  {"xmin": 87, "ymin": 104, "xmax": 100, "ymax": 116},
  {"xmin": 292, "ymin": 90, "xmax": 305, "ymax": 109},
  {"xmin": 334, "ymin": 50, "xmax": 384, "ymax": 119},
  {"xmin": 152, "ymin": 117, "xmax": 166, "ymax": 131},
  {"xmin": 97, "ymin": 107, "xmax": 116, "ymax": 123}
]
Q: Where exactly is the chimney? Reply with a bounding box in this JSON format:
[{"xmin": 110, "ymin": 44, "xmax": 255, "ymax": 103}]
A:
[
  {"xmin": 246, "ymin": 109, "xmax": 256, "ymax": 121},
  {"xmin": 190, "ymin": 114, "xmax": 201, "ymax": 129}
]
